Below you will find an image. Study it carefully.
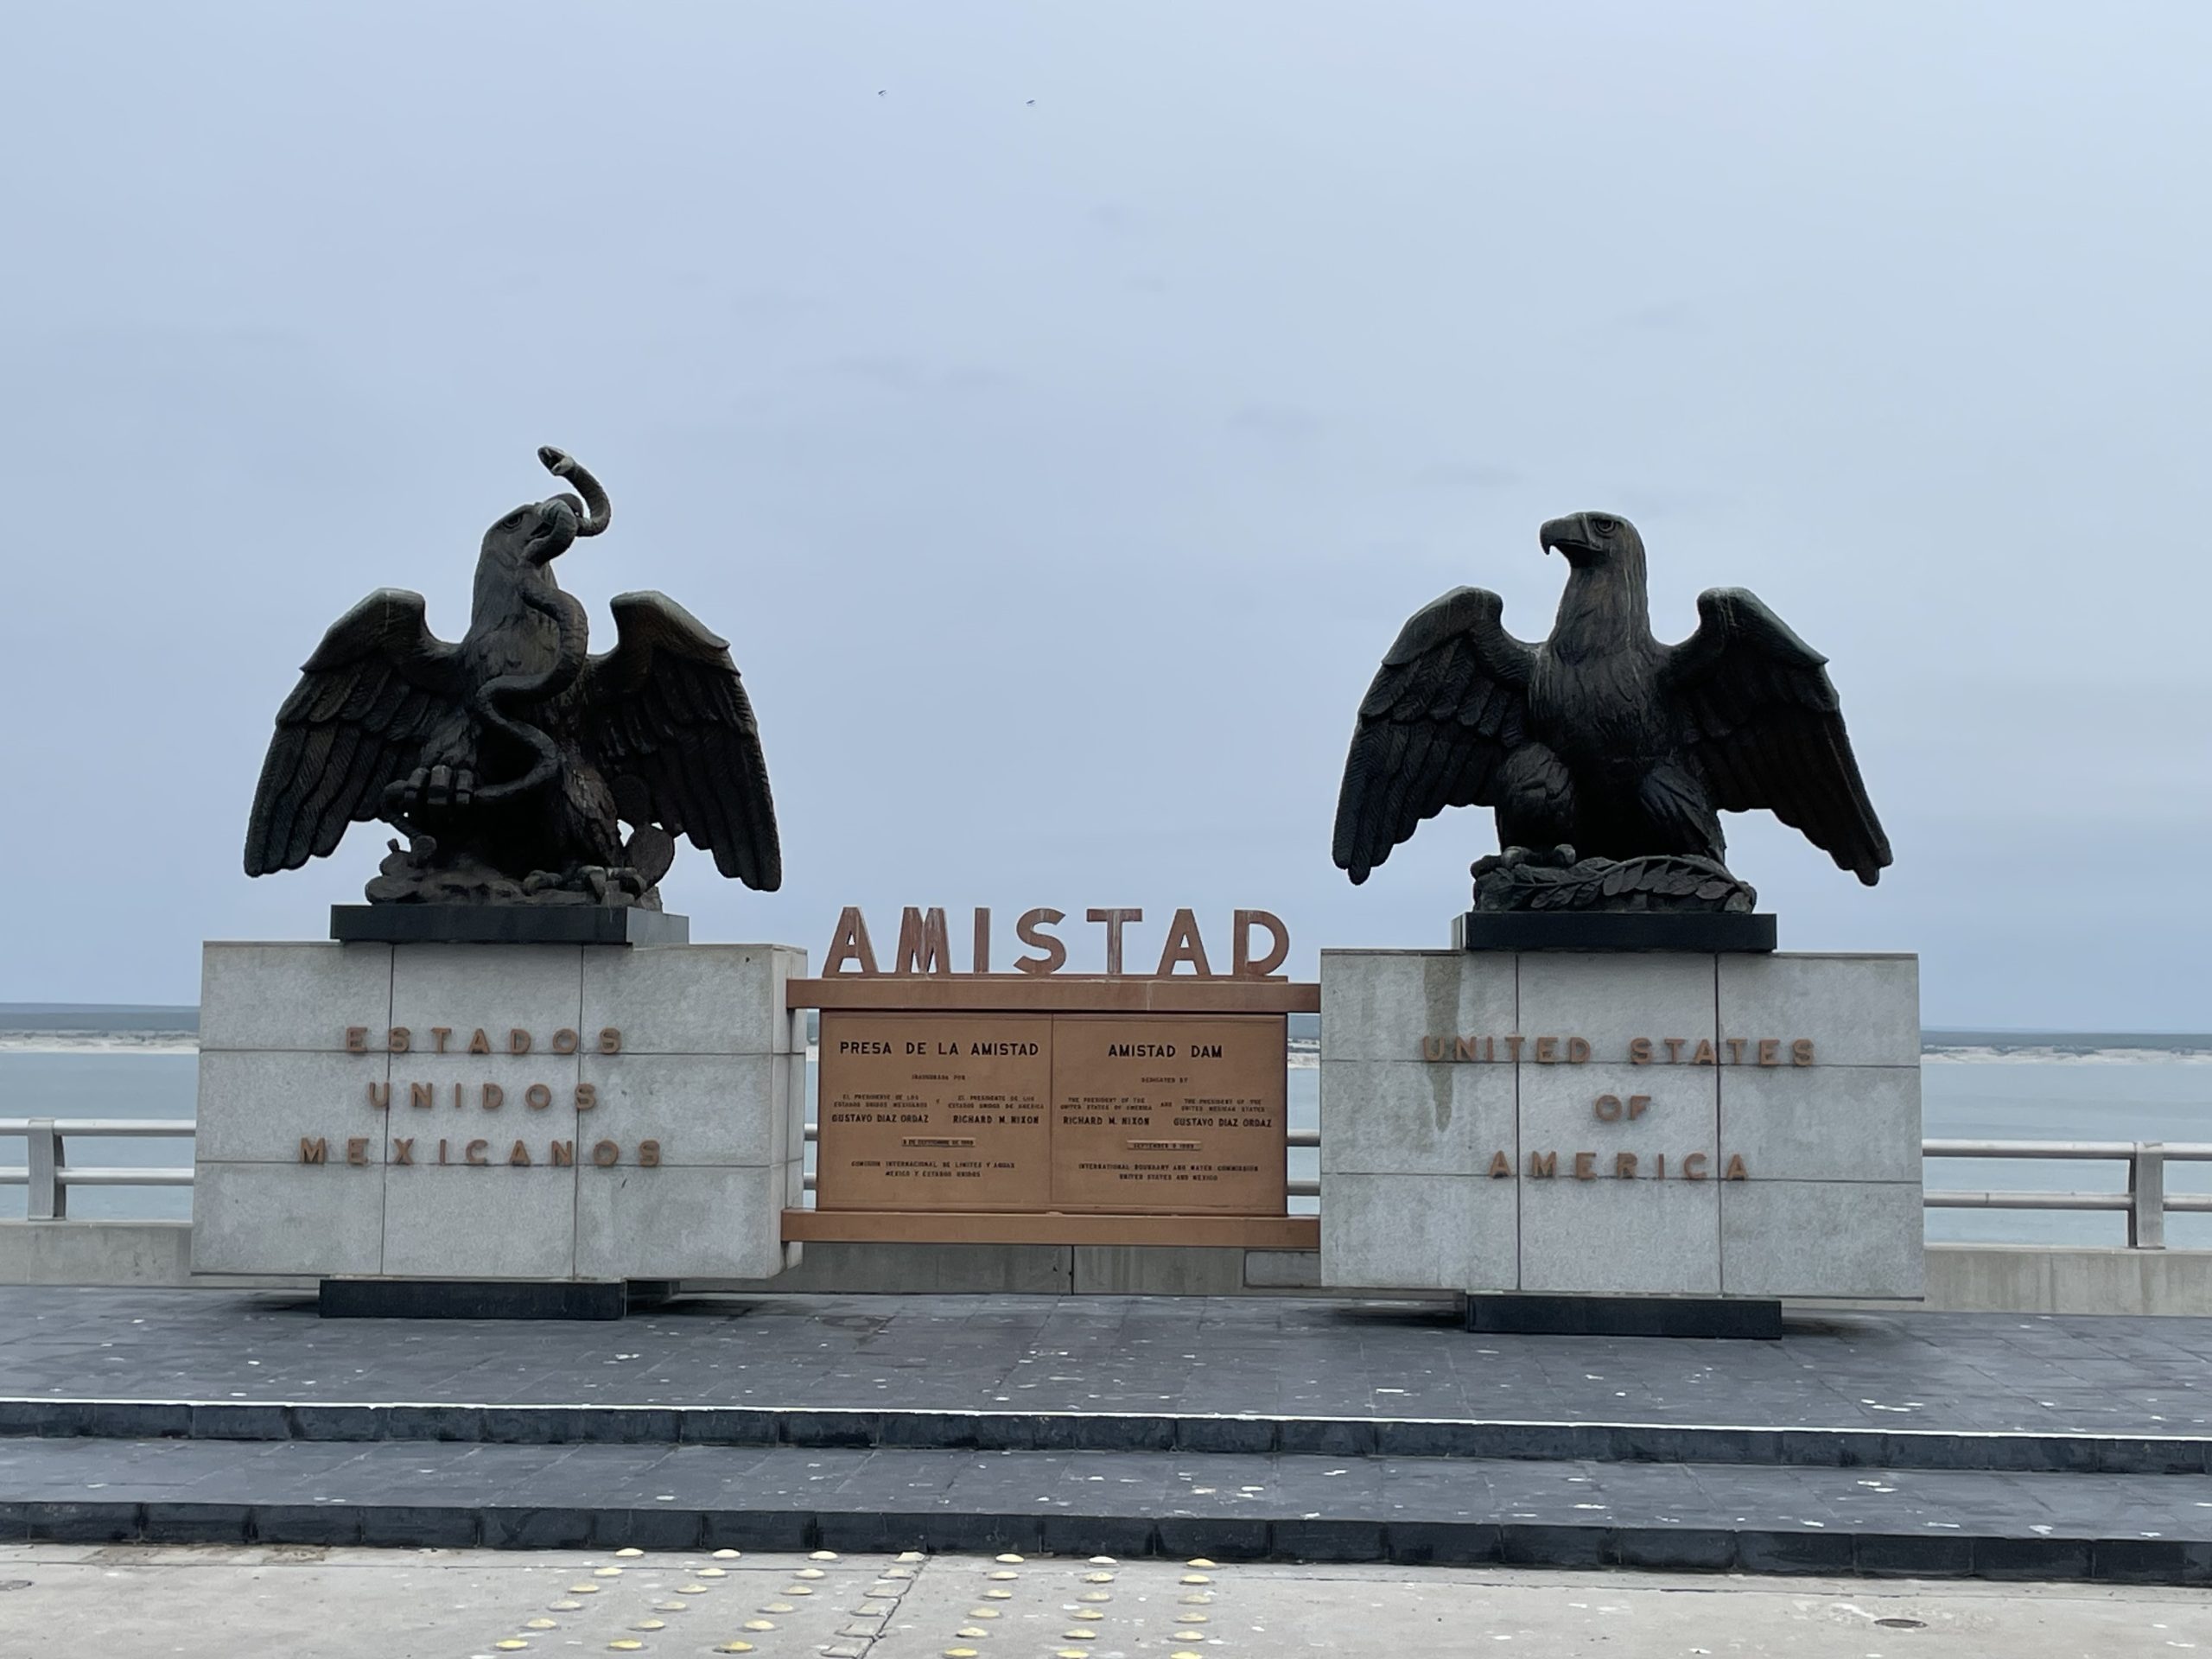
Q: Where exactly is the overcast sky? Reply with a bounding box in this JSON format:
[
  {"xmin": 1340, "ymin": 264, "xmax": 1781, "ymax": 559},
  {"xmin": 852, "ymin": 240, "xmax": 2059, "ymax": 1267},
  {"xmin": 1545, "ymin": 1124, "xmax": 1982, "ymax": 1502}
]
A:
[{"xmin": 2, "ymin": 3, "xmax": 2207, "ymax": 1027}]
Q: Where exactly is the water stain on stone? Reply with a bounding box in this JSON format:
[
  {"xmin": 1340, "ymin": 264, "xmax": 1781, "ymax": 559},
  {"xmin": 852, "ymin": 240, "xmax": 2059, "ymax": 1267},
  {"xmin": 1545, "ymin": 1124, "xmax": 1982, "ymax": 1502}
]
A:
[{"xmin": 1423, "ymin": 957, "xmax": 1459, "ymax": 1131}]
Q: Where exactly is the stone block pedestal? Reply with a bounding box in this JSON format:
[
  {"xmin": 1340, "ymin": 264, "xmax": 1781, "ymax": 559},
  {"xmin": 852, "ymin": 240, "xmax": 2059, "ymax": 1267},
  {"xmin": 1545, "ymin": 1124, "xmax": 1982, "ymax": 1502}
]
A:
[
  {"xmin": 1319, "ymin": 948, "xmax": 1923, "ymax": 1309},
  {"xmin": 191, "ymin": 938, "xmax": 806, "ymax": 1298}
]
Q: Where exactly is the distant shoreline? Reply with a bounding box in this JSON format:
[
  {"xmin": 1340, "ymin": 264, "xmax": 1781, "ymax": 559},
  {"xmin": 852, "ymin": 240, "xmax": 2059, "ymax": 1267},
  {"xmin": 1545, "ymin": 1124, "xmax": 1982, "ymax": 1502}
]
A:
[{"xmin": 3, "ymin": 1005, "xmax": 2209, "ymax": 1064}]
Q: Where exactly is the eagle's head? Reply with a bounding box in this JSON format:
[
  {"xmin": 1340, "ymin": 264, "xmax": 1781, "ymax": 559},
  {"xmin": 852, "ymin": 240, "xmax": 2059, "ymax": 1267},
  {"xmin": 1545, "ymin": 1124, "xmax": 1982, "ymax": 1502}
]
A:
[
  {"xmin": 480, "ymin": 497, "xmax": 582, "ymax": 570},
  {"xmin": 476, "ymin": 448, "xmax": 612, "ymax": 573},
  {"xmin": 1541, "ymin": 512, "xmax": 1643, "ymax": 570}
]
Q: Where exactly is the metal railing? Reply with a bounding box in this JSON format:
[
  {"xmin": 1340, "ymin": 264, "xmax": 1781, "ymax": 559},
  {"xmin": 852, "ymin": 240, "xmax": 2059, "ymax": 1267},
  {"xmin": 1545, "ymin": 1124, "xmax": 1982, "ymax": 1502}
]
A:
[
  {"xmin": 5, "ymin": 1119, "xmax": 2209, "ymax": 1248},
  {"xmin": 0, "ymin": 1120, "xmax": 197, "ymax": 1220},
  {"xmin": 1922, "ymin": 1139, "xmax": 2212, "ymax": 1249}
]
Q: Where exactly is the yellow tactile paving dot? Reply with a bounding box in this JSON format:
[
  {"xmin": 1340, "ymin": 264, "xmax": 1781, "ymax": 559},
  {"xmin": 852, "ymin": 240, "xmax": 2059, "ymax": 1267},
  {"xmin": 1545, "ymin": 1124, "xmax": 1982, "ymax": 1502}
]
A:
[
  {"xmin": 477, "ymin": 1551, "xmax": 1243, "ymax": 1659},
  {"xmin": 863, "ymin": 1552, "xmax": 1244, "ymax": 1659},
  {"xmin": 458, "ymin": 1551, "xmax": 902, "ymax": 1659}
]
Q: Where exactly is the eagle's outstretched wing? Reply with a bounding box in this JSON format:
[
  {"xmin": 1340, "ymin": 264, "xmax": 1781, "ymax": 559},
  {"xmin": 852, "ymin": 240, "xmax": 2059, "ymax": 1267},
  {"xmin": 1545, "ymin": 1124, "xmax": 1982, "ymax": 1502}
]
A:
[
  {"xmin": 576, "ymin": 591, "xmax": 781, "ymax": 890},
  {"xmin": 1332, "ymin": 587, "xmax": 1538, "ymax": 884},
  {"xmin": 245, "ymin": 590, "xmax": 467, "ymax": 875},
  {"xmin": 1663, "ymin": 587, "xmax": 1891, "ymax": 885}
]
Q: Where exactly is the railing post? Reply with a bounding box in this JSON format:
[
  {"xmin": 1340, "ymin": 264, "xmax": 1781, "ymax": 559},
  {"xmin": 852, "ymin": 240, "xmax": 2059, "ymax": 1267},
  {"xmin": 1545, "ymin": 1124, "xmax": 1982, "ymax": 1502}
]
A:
[
  {"xmin": 2129, "ymin": 1142, "xmax": 2166, "ymax": 1250},
  {"xmin": 26, "ymin": 1120, "xmax": 63, "ymax": 1221}
]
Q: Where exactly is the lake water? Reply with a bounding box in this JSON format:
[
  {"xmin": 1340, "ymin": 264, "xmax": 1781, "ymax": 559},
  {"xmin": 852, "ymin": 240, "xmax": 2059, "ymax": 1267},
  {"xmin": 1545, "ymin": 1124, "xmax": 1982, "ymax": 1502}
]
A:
[{"xmin": 3, "ymin": 1049, "xmax": 2207, "ymax": 1247}]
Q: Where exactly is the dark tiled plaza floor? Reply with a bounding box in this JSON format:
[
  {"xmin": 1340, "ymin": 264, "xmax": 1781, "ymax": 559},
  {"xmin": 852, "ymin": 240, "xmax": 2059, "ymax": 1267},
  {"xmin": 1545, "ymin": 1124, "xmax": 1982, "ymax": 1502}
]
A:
[
  {"xmin": 5, "ymin": 1290, "xmax": 2211, "ymax": 1579},
  {"xmin": 0, "ymin": 1287, "xmax": 2205, "ymax": 1439}
]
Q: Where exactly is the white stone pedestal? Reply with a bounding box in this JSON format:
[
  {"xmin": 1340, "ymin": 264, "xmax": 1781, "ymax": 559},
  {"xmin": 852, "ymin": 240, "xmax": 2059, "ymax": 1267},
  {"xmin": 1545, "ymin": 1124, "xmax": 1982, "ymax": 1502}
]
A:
[
  {"xmin": 191, "ymin": 940, "xmax": 806, "ymax": 1283},
  {"xmin": 1319, "ymin": 949, "xmax": 1923, "ymax": 1302}
]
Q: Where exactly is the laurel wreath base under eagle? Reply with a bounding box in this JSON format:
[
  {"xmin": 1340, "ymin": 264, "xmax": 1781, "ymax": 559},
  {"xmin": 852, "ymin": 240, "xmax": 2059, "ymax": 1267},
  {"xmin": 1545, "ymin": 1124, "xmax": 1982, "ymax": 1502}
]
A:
[
  {"xmin": 364, "ymin": 834, "xmax": 669, "ymax": 910},
  {"xmin": 1471, "ymin": 848, "xmax": 1758, "ymax": 914}
]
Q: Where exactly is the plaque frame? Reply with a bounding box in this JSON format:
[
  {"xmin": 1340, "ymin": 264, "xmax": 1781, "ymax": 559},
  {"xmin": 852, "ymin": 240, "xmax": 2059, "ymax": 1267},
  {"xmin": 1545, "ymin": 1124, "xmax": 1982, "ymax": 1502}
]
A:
[{"xmin": 791, "ymin": 976, "xmax": 1319, "ymax": 1249}]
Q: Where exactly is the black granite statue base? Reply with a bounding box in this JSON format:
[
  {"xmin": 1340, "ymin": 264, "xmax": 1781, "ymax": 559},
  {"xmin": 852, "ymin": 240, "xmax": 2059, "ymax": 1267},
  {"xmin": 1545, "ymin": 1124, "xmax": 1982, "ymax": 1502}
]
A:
[
  {"xmin": 1465, "ymin": 1294, "xmax": 1783, "ymax": 1339},
  {"xmin": 329, "ymin": 906, "xmax": 690, "ymax": 946},
  {"xmin": 1454, "ymin": 911, "xmax": 1776, "ymax": 953},
  {"xmin": 319, "ymin": 1279, "xmax": 633, "ymax": 1320}
]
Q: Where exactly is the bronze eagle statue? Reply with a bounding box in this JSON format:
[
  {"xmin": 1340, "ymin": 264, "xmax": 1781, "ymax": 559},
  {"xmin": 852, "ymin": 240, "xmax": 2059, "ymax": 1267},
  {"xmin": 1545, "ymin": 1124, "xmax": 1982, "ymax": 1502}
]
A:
[
  {"xmin": 1332, "ymin": 512, "xmax": 1888, "ymax": 904},
  {"xmin": 245, "ymin": 447, "xmax": 780, "ymax": 907}
]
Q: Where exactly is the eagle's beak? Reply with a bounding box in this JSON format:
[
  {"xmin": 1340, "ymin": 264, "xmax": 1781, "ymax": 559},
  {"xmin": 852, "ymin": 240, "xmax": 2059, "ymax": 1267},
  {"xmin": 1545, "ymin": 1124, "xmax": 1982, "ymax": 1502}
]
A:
[
  {"xmin": 527, "ymin": 499, "xmax": 580, "ymax": 566},
  {"xmin": 1539, "ymin": 514, "xmax": 1580, "ymax": 557}
]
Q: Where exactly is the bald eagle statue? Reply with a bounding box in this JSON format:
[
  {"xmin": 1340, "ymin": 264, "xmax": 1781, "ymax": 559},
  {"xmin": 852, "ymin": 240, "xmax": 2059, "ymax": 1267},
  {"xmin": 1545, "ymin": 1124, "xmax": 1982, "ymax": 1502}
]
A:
[
  {"xmin": 1332, "ymin": 512, "xmax": 1888, "ymax": 910},
  {"xmin": 245, "ymin": 447, "xmax": 780, "ymax": 908}
]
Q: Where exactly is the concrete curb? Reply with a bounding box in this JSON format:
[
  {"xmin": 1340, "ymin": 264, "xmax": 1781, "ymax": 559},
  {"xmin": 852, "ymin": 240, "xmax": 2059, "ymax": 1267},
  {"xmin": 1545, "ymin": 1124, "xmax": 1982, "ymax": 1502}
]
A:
[
  {"xmin": 3, "ymin": 1396, "xmax": 2209, "ymax": 1475},
  {"xmin": 2, "ymin": 1497, "xmax": 2205, "ymax": 1585}
]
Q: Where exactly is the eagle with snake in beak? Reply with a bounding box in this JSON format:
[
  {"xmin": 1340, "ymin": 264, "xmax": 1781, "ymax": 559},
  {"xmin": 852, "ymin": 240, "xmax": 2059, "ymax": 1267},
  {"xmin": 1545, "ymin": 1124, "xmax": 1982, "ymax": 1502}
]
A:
[
  {"xmin": 245, "ymin": 447, "xmax": 780, "ymax": 906},
  {"xmin": 1332, "ymin": 512, "xmax": 1889, "ymax": 906}
]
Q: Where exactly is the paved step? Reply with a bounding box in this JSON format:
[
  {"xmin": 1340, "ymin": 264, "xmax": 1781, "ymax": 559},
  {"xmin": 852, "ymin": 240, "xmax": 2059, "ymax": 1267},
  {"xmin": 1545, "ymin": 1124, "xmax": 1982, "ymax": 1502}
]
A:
[
  {"xmin": 6, "ymin": 1395, "xmax": 2209, "ymax": 1476},
  {"xmin": 4, "ymin": 1288, "xmax": 2209, "ymax": 1476},
  {"xmin": 1, "ymin": 1438, "xmax": 2208, "ymax": 1583}
]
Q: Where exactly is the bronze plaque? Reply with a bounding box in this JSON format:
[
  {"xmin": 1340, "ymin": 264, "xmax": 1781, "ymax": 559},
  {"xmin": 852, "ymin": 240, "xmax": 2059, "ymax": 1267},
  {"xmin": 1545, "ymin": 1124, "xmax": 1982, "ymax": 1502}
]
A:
[
  {"xmin": 1050, "ymin": 1014, "xmax": 1287, "ymax": 1215},
  {"xmin": 815, "ymin": 1009, "xmax": 1288, "ymax": 1217},
  {"xmin": 816, "ymin": 1012, "xmax": 1051, "ymax": 1211}
]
